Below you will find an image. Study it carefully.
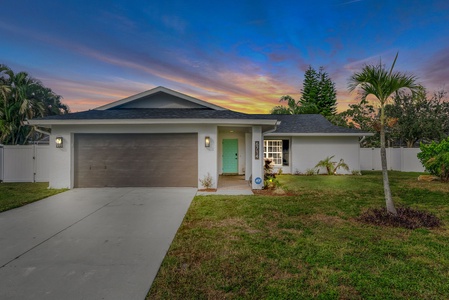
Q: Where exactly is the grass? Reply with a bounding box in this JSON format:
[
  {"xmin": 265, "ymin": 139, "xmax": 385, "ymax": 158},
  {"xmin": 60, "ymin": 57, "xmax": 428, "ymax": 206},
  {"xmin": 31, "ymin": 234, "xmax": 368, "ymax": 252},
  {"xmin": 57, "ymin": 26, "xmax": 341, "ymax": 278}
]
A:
[
  {"xmin": 148, "ymin": 171, "xmax": 449, "ymax": 299},
  {"xmin": 0, "ymin": 182, "xmax": 67, "ymax": 212}
]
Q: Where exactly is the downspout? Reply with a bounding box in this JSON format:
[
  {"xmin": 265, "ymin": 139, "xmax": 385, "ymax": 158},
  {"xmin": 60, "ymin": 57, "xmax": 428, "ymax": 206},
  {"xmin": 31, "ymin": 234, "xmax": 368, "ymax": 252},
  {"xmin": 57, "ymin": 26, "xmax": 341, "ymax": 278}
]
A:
[{"xmin": 263, "ymin": 120, "xmax": 281, "ymax": 135}]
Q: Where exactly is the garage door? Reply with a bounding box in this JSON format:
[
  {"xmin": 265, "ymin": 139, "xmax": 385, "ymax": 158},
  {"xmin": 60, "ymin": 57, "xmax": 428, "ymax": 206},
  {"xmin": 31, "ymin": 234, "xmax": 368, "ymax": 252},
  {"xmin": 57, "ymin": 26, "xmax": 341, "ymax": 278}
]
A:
[{"xmin": 74, "ymin": 133, "xmax": 198, "ymax": 187}]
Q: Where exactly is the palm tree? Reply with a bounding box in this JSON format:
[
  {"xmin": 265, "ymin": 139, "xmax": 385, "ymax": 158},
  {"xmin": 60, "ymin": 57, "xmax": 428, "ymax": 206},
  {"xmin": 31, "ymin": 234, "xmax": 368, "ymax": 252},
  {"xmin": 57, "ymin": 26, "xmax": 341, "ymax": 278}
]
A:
[
  {"xmin": 314, "ymin": 155, "xmax": 350, "ymax": 175},
  {"xmin": 348, "ymin": 53, "xmax": 421, "ymax": 215},
  {"xmin": 271, "ymin": 95, "xmax": 320, "ymax": 114},
  {"xmin": 0, "ymin": 66, "xmax": 47, "ymax": 144}
]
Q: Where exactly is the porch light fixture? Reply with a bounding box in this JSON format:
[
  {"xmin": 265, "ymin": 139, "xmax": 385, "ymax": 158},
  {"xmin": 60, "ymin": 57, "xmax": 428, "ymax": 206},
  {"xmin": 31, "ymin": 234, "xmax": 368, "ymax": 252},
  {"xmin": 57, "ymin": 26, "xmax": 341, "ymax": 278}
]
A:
[
  {"xmin": 205, "ymin": 136, "xmax": 211, "ymax": 148},
  {"xmin": 55, "ymin": 136, "xmax": 63, "ymax": 148}
]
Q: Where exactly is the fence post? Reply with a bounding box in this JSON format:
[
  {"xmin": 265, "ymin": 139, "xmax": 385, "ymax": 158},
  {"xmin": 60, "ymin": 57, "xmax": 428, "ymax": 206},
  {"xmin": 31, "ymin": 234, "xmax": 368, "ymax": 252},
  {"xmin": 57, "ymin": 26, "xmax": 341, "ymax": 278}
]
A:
[{"xmin": 0, "ymin": 145, "xmax": 3, "ymax": 182}]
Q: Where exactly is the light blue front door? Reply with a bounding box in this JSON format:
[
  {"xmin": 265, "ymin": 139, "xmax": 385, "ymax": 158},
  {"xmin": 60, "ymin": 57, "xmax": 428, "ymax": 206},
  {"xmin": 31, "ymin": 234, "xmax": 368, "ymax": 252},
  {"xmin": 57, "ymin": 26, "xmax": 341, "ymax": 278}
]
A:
[{"xmin": 222, "ymin": 139, "xmax": 238, "ymax": 173}]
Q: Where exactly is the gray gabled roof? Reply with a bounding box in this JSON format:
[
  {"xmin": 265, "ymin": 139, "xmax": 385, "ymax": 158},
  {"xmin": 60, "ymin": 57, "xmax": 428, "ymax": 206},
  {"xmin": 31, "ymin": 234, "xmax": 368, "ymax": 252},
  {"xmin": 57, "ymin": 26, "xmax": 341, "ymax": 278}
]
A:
[
  {"xmin": 260, "ymin": 114, "xmax": 373, "ymax": 136},
  {"xmin": 96, "ymin": 86, "xmax": 227, "ymax": 110},
  {"xmin": 32, "ymin": 108, "xmax": 263, "ymax": 120},
  {"xmin": 28, "ymin": 108, "xmax": 372, "ymax": 136}
]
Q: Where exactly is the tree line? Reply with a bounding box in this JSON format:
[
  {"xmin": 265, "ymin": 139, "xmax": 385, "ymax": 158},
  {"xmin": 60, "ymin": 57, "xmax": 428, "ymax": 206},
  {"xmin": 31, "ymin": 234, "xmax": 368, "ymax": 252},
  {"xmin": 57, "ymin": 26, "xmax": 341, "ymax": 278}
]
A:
[
  {"xmin": 0, "ymin": 64, "xmax": 69, "ymax": 145},
  {"xmin": 271, "ymin": 64, "xmax": 449, "ymax": 148}
]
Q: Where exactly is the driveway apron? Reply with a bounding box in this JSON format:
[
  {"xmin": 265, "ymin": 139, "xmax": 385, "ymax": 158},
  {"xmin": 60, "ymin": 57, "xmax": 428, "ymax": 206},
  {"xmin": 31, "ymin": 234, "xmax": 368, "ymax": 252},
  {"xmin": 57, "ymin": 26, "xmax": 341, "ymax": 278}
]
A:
[{"xmin": 0, "ymin": 187, "xmax": 196, "ymax": 300}]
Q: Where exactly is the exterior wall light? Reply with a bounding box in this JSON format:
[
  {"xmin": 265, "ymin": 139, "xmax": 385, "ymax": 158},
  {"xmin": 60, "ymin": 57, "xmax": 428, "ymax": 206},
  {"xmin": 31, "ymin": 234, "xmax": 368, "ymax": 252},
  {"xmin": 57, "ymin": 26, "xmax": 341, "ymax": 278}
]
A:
[
  {"xmin": 55, "ymin": 136, "xmax": 63, "ymax": 148},
  {"xmin": 205, "ymin": 136, "xmax": 211, "ymax": 148}
]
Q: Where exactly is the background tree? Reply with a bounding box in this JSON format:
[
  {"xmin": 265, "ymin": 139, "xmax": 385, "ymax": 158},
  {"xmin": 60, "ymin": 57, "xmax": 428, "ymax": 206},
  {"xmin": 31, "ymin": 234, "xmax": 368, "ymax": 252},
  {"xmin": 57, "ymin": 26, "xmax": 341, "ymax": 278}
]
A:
[
  {"xmin": 348, "ymin": 53, "xmax": 421, "ymax": 215},
  {"xmin": 271, "ymin": 66, "xmax": 337, "ymax": 116},
  {"xmin": 0, "ymin": 64, "xmax": 69, "ymax": 145},
  {"xmin": 334, "ymin": 99, "xmax": 380, "ymax": 147},
  {"xmin": 384, "ymin": 89, "xmax": 449, "ymax": 147},
  {"xmin": 316, "ymin": 67, "xmax": 337, "ymax": 116}
]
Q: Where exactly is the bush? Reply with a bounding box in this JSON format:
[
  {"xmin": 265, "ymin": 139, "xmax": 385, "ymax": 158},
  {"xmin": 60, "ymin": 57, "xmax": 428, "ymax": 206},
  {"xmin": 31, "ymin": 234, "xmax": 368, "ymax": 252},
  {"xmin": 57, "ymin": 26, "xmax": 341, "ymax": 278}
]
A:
[
  {"xmin": 418, "ymin": 137, "xmax": 449, "ymax": 182},
  {"xmin": 305, "ymin": 168, "xmax": 317, "ymax": 176},
  {"xmin": 199, "ymin": 173, "xmax": 214, "ymax": 189},
  {"xmin": 264, "ymin": 159, "xmax": 280, "ymax": 189},
  {"xmin": 358, "ymin": 206, "xmax": 442, "ymax": 229}
]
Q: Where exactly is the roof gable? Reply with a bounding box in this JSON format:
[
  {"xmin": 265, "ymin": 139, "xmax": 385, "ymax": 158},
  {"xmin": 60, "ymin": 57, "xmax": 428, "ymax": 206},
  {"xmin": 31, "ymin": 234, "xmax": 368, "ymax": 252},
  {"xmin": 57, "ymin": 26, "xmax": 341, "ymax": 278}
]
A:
[{"xmin": 96, "ymin": 86, "xmax": 226, "ymax": 110}]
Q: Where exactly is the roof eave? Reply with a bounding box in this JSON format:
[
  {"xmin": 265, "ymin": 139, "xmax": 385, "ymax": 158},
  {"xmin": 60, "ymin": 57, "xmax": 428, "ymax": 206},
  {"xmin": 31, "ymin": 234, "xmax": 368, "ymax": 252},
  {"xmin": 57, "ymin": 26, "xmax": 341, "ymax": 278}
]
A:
[
  {"xmin": 264, "ymin": 132, "xmax": 374, "ymax": 137},
  {"xmin": 27, "ymin": 118, "xmax": 279, "ymax": 126}
]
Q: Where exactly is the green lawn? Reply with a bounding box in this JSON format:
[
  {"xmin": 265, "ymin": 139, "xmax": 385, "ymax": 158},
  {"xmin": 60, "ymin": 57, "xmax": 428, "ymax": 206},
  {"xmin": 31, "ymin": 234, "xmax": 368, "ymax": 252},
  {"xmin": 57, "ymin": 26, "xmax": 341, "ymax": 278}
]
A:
[
  {"xmin": 148, "ymin": 172, "xmax": 449, "ymax": 299},
  {"xmin": 0, "ymin": 182, "xmax": 67, "ymax": 212}
]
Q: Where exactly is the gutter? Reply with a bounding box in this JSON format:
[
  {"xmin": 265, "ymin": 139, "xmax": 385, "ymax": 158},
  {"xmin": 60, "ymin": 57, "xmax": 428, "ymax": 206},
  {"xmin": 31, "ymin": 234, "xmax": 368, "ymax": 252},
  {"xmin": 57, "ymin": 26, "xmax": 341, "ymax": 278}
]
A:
[
  {"xmin": 25, "ymin": 119, "xmax": 51, "ymax": 136},
  {"xmin": 263, "ymin": 120, "xmax": 281, "ymax": 135},
  {"xmin": 33, "ymin": 127, "xmax": 51, "ymax": 136}
]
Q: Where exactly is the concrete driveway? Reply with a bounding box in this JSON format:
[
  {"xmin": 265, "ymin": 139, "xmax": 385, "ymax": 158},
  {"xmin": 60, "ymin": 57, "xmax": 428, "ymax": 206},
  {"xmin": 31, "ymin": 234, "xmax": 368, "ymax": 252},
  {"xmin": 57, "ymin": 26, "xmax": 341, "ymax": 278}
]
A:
[{"xmin": 0, "ymin": 187, "xmax": 196, "ymax": 300}]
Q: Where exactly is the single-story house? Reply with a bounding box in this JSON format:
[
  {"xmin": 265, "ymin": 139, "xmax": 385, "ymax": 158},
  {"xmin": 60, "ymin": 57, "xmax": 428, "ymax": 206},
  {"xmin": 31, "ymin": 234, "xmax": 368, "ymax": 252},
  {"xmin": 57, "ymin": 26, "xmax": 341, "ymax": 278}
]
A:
[{"xmin": 27, "ymin": 86, "xmax": 372, "ymax": 189}]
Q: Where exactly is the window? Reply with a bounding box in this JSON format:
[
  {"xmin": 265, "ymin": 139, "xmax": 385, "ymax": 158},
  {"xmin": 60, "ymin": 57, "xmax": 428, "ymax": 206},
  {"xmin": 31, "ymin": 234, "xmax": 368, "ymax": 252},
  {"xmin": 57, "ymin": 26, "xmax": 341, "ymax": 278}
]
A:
[{"xmin": 264, "ymin": 140, "xmax": 289, "ymax": 166}]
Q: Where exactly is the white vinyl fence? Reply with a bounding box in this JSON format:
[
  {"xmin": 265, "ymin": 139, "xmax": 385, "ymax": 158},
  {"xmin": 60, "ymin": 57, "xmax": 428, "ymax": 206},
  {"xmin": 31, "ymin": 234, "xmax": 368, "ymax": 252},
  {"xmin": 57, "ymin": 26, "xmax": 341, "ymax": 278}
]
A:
[
  {"xmin": 0, "ymin": 145, "xmax": 426, "ymax": 183},
  {"xmin": 0, "ymin": 145, "xmax": 50, "ymax": 182},
  {"xmin": 360, "ymin": 148, "xmax": 425, "ymax": 172}
]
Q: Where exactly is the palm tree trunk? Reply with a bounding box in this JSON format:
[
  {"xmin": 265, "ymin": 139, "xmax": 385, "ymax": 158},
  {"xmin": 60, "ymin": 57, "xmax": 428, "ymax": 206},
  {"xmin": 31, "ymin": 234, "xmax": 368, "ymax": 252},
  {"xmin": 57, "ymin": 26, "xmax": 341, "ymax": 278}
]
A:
[{"xmin": 380, "ymin": 105, "xmax": 397, "ymax": 215}]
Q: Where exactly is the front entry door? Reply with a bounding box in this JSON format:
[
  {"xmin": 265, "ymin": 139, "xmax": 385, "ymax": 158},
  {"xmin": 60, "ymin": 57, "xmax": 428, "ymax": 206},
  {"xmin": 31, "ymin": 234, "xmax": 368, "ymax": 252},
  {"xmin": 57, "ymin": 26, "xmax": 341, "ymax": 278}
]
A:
[{"xmin": 222, "ymin": 139, "xmax": 238, "ymax": 174}]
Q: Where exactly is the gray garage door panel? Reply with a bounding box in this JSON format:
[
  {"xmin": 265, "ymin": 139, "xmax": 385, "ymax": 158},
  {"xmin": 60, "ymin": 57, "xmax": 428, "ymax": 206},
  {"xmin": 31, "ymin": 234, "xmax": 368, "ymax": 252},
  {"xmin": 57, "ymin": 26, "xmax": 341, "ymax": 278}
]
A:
[{"xmin": 74, "ymin": 133, "xmax": 198, "ymax": 187}]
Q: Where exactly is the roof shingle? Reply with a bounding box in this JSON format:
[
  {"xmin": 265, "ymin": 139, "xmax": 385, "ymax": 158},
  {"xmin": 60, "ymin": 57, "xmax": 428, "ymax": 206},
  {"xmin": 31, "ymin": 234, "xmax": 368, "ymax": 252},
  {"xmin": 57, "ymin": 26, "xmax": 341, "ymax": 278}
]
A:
[{"xmin": 30, "ymin": 108, "xmax": 371, "ymax": 135}]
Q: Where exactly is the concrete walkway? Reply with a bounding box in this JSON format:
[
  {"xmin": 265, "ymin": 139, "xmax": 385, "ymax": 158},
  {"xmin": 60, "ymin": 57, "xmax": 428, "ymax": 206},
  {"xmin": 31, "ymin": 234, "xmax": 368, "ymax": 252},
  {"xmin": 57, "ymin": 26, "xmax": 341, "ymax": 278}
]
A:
[
  {"xmin": 0, "ymin": 187, "xmax": 196, "ymax": 300},
  {"xmin": 197, "ymin": 175, "xmax": 253, "ymax": 195}
]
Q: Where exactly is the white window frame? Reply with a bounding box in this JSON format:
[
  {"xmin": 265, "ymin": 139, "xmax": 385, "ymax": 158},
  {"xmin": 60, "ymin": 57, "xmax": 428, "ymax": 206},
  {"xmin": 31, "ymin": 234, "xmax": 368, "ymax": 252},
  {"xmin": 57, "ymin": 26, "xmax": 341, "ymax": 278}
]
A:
[{"xmin": 264, "ymin": 140, "xmax": 283, "ymax": 166}]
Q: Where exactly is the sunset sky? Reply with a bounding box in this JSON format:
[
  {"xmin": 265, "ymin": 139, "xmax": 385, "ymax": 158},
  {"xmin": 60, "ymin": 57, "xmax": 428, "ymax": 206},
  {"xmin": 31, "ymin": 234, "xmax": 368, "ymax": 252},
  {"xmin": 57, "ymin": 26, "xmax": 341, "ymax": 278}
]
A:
[{"xmin": 1, "ymin": 0, "xmax": 449, "ymax": 113}]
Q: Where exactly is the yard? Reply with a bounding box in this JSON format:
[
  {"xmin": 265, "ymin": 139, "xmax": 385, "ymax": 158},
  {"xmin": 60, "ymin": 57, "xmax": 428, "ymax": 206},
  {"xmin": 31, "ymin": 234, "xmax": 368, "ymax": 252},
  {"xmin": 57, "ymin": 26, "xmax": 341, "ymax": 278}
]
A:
[
  {"xmin": 0, "ymin": 182, "xmax": 67, "ymax": 212},
  {"xmin": 148, "ymin": 172, "xmax": 449, "ymax": 299}
]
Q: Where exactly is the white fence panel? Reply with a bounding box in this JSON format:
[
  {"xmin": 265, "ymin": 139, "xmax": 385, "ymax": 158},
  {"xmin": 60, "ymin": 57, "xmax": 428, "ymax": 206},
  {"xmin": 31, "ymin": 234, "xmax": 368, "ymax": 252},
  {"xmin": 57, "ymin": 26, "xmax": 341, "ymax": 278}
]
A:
[
  {"xmin": 360, "ymin": 148, "xmax": 425, "ymax": 172},
  {"xmin": 3, "ymin": 146, "xmax": 34, "ymax": 182},
  {"xmin": 389, "ymin": 148, "xmax": 402, "ymax": 171},
  {"xmin": 1, "ymin": 145, "xmax": 50, "ymax": 182},
  {"xmin": 35, "ymin": 145, "xmax": 50, "ymax": 182},
  {"xmin": 401, "ymin": 148, "xmax": 424, "ymax": 172}
]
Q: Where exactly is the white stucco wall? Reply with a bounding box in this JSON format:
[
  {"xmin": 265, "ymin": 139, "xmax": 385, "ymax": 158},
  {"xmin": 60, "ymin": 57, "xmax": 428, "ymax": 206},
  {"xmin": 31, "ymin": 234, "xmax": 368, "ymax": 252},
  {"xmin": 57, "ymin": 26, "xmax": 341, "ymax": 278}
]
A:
[
  {"xmin": 217, "ymin": 131, "xmax": 246, "ymax": 175},
  {"xmin": 251, "ymin": 126, "xmax": 264, "ymax": 189},
  {"xmin": 49, "ymin": 124, "xmax": 219, "ymax": 189},
  {"xmin": 291, "ymin": 136, "xmax": 360, "ymax": 174},
  {"xmin": 198, "ymin": 125, "xmax": 218, "ymax": 188}
]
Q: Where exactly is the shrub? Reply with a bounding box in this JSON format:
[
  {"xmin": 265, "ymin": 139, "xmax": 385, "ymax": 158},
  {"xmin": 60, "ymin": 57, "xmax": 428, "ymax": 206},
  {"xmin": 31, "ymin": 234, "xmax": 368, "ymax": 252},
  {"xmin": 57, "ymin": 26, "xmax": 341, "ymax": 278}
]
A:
[
  {"xmin": 264, "ymin": 159, "xmax": 280, "ymax": 189},
  {"xmin": 199, "ymin": 173, "xmax": 214, "ymax": 189},
  {"xmin": 264, "ymin": 177, "xmax": 281, "ymax": 189},
  {"xmin": 264, "ymin": 158, "xmax": 274, "ymax": 179},
  {"xmin": 305, "ymin": 168, "xmax": 316, "ymax": 176},
  {"xmin": 358, "ymin": 206, "xmax": 442, "ymax": 229},
  {"xmin": 418, "ymin": 137, "xmax": 449, "ymax": 182}
]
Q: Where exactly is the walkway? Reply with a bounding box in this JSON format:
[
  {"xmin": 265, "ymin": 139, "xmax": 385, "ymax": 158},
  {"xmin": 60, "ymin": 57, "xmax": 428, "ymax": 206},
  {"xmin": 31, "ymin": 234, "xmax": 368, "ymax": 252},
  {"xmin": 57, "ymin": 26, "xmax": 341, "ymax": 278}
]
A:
[{"xmin": 197, "ymin": 175, "xmax": 253, "ymax": 195}]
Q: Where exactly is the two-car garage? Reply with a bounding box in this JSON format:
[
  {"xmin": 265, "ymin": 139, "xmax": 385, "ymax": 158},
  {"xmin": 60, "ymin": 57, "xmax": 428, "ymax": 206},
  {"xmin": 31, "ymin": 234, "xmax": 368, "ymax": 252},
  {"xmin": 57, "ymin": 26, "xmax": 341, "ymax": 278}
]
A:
[{"xmin": 73, "ymin": 133, "xmax": 198, "ymax": 187}]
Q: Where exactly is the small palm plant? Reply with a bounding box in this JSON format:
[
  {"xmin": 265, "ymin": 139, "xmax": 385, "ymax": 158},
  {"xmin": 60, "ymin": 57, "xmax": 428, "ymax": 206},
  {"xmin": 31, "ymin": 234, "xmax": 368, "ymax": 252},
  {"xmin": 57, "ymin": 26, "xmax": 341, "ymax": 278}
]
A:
[{"xmin": 315, "ymin": 155, "xmax": 350, "ymax": 175}]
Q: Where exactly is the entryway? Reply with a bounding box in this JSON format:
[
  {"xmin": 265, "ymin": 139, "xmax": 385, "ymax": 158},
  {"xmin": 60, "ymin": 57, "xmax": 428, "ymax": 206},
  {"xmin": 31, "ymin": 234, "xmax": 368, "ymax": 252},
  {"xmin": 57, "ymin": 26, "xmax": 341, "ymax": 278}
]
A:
[{"xmin": 197, "ymin": 175, "xmax": 253, "ymax": 195}]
